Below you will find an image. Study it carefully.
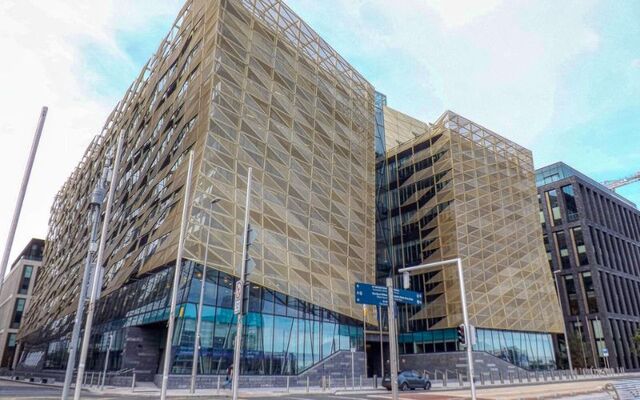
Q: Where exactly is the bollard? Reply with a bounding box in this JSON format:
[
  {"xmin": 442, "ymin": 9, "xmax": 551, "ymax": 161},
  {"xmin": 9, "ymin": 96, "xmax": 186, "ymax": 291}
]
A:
[
  {"xmin": 344, "ymin": 375, "xmax": 347, "ymax": 390},
  {"xmin": 286, "ymin": 376, "xmax": 290, "ymax": 393},
  {"xmin": 328, "ymin": 375, "xmax": 331, "ymax": 389},
  {"xmin": 527, "ymin": 372, "xmax": 531, "ymax": 383},
  {"xmin": 306, "ymin": 376, "xmax": 310, "ymax": 393},
  {"xmin": 359, "ymin": 375, "xmax": 362, "ymax": 390},
  {"xmin": 458, "ymin": 371, "xmax": 463, "ymax": 387},
  {"xmin": 217, "ymin": 376, "xmax": 221, "ymax": 394},
  {"xmin": 84, "ymin": 371, "xmax": 88, "ymax": 385},
  {"xmin": 499, "ymin": 371, "xmax": 504, "ymax": 384},
  {"xmin": 373, "ymin": 374, "xmax": 377, "ymax": 389},
  {"xmin": 131, "ymin": 371, "xmax": 136, "ymax": 392},
  {"xmin": 322, "ymin": 376, "xmax": 326, "ymax": 391},
  {"xmin": 518, "ymin": 370, "xmax": 522, "ymax": 383},
  {"xmin": 91, "ymin": 371, "xmax": 95, "ymax": 386},
  {"xmin": 480, "ymin": 372, "xmax": 485, "ymax": 386},
  {"xmin": 443, "ymin": 372, "xmax": 447, "ymax": 387}
]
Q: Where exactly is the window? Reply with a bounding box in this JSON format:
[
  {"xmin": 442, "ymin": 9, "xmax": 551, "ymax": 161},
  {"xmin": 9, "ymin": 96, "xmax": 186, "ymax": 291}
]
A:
[
  {"xmin": 554, "ymin": 231, "xmax": 571, "ymax": 269},
  {"xmin": 571, "ymin": 227, "xmax": 588, "ymax": 266},
  {"xmin": 546, "ymin": 189, "xmax": 562, "ymax": 225},
  {"xmin": 581, "ymin": 272, "xmax": 598, "ymax": 313},
  {"xmin": 564, "ymin": 275, "xmax": 580, "ymax": 316},
  {"xmin": 18, "ymin": 265, "xmax": 33, "ymax": 294},
  {"xmin": 6, "ymin": 333, "xmax": 17, "ymax": 348},
  {"xmin": 538, "ymin": 194, "xmax": 547, "ymax": 230},
  {"xmin": 543, "ymin": 234, "xmax": 553, "ymax": 268},
  {"xmin": 11, "ymin": 298, "xmax": 26, "ymax": 329},
  {"xmin": 562, "ymin": 185, "xmax": 578, "ymax": 222}
]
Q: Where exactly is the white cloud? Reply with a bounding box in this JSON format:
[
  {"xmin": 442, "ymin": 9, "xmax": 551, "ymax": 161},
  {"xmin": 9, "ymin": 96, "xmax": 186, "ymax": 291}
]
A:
[
  {"xmin": 291, "ymin": 0, "xmax": 601, "ymax": 147},
  {"xmin": 425, "ymin": 0, "xmax": 504, "ymax": 28},
  {"xmin": 0, "ymin": 0, "xmax": 181, "ymax": 268}
]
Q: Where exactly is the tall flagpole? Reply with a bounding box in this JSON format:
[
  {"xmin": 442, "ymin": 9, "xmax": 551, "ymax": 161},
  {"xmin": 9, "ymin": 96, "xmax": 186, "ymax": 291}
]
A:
[
  {"xmin": 73, "ymin": 132, "xmax": 125, "ymax": 400},
  {"xmin": 161, "ymin": 151, "xmax": 195, "ymax": 400},
  {"xmin": 0, "ymin": 106, "xmax": 47, "ymax": 292},
  {"xmin": 190, "ymin": 198, "xmax": 219, "ymax": 393}
]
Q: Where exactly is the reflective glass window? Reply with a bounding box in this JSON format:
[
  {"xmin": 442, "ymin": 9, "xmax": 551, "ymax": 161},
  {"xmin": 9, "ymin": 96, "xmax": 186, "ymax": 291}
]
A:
[
  {"xmin": 562, "ymin": 185, "xmax": 578, "ymax": 222},
  {"xmin": 11, "ymin": 298, "xmax": 26, "ymax": 329},
  {"xmin": 546, "ymin": 189, "xmax": 562, "ymax": 225},
  {"xmin": 543, "ymin": 234, "xmax": 553, "ymax": 268},
  {"xmin": 581, "ymin": 272, "xmax": 598, "ymax": 313},
  {"xmin": 555, "ymin": 231, "xmax": 571, "ymax": 269},
  {"xmin": 564, "ymin": 275, "xmax": 580, "ymax": 315},
  {"xmin": 571, "ymin": 227, "xmax": 588, "ymax": 266},
  {"xmin": 538, "ymin": 194, "xmax": 546, "ymax": 230},
  {"xmin": 18, "ymin": 265, "xmax": 33, "ymax": 294}
]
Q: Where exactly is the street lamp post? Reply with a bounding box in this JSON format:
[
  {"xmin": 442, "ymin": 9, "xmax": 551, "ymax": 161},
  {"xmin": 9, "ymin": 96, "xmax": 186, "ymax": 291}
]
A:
[
  {"xmin": 231, "ymin": 167, "xmax": 253, "ymax": 400},
  {"xmin": 399, "ymin": 258, "xmax": 477, "ymax": 400},
  {"xmin": 62, "ymin": 169, "xmax": 109, "ymax": 400},
  {"xmin": 190, "ymin": 198, "xmax": 220, "ymax": 393},
  {"xmin": 160, "ymin": 151, "xmax": 195, "ymax": 400},
  {"xmin": 73, "ymin": 132, "xmax": 125, "ymax": 400},
  {"xmin": 553, "ymin": 269, "xmax": 574, "ymax": 374}
]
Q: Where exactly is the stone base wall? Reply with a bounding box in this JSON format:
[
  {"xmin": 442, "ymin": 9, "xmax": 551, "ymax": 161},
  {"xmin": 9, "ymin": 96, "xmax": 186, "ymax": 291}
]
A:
[
  {"xmin": 121, "ymin": 326, "xmax": 162, "ymax": 381},
  {"xmin": 154, "ymin": 350, "xmax": 368, "ymax": 389},
  {"xmin": 399, "ymin": 351, "xmax": 529, "ymax": 378}
]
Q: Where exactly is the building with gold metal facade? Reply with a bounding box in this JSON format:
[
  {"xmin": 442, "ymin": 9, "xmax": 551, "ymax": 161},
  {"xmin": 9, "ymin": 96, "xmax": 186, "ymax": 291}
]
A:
[
  {"xmin": 17, "ymin": 0, "xmax": 375, "ymax": 379},
  {"xmin": 15, "ymin": 0, "xmax": 567, "ymax": 382},
  {"xmin": 375, "ymin": 104, "xmax": 563, "ymax": 372}
]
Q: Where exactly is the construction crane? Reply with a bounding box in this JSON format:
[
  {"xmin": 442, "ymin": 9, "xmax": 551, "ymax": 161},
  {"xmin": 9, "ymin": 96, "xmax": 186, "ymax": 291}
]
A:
[{"xmin": 603, "ymin": 171, "xmax": 640, "ymax": 190}]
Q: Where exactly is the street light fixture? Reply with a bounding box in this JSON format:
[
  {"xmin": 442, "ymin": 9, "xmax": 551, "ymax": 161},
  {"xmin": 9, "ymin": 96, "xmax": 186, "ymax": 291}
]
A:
[
  {"xmin": 398, "ymin": 258, "xmax": 477, "ymax": 400},
  {"xmin": 553, "ymin": 269, "xmax": 575, "ymax": 374},
  {"xmin": 190, "ymin": 197, "xmax": 221, "ymax": 393}
]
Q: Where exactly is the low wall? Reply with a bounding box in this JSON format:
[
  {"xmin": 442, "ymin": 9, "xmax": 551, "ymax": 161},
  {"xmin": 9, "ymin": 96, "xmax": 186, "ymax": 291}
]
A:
[
  {"xmin": 154, "ymin": 350, "xmax": 368, "ymax": 389},
  {"xmin": 399, "ymin": 351, "xmax": 529, "ymax": 377}
]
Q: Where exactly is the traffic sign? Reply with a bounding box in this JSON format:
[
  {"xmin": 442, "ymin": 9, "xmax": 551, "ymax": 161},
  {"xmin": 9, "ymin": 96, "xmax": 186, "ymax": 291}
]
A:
[
  {"xmin": 393, "ymin": 287, "xmax": 423, "ymax": 305},
  {"xmin": 233, "ymin": 281, "xmax": 243, "ymax": 315},
  {"xmin": 354, "ymin": 282, "xmax": 422, "ymax": 306},
  {"xmin": 602, "ymin": 348, "xmax": 609, "ymax": 357}
]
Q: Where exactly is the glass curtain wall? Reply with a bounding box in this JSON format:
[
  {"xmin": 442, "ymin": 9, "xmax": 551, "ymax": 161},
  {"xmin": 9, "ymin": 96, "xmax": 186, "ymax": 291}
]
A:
[
  {"xmin": 398, "ymin": 328, "xmax": 556, "ymax": 370},
  {"xmin": 33, "ymin": 260, "xmax": 363, "ymax": 375},
  {"xmin": 171, "ymin": 264, "xmax": 364, "ymax": 375},
  {"xmin": 474, "ymin": 329, "xmax": 556, "ymax": 370}
]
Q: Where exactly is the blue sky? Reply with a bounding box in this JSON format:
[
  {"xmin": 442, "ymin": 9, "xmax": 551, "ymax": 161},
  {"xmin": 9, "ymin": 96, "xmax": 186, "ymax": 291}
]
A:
[
  {"xmin": 88, "ymin": 0, "xmax": 639, "ymax": 201},
  {"xmin": 0, "ymin": 0, "xmax": 638, "ymax": 263}
]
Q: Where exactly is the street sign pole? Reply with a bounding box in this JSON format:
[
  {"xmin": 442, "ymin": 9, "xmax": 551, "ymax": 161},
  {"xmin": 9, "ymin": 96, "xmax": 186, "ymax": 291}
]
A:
[
  {"xmin": 362, "ymin": 305, "xmax": 367, "ymax": 378},
  {"xmin": 232, "ymin": 167, "xmax": 253, "ymax": 400},
  {"xmin": 378, "ymin": 305, "xmax": 384, "ymax": 379},
  {"xmin": 386, "ymin": 278, "xmax": 399, "ymax": 400}
]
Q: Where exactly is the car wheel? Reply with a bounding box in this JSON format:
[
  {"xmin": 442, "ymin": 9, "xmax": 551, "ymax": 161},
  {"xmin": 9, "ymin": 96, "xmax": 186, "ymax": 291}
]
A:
[
  {"xmin": 424, "ymin": 382, "xmax": 431, "ymax": 390},
  {"xmin": 401, "ymin": 382, "xmax": 409, "ymax": 391}
]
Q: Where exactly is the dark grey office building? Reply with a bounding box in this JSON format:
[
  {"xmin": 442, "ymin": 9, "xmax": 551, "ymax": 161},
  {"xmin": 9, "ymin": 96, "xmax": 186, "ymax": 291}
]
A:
[{"xmin": 536, "ymin": 162, "xmax": 640, "ymax": 371}]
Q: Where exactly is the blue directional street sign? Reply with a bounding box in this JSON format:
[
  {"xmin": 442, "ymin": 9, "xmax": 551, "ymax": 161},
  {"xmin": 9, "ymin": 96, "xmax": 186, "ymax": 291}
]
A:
[
  {"xmin": 354, "ymin": 282, "xmax": 422, "ymax": 306},
  {"xmin": 393, "ymin": 287, "xmax": 423, "ymax": 305}
]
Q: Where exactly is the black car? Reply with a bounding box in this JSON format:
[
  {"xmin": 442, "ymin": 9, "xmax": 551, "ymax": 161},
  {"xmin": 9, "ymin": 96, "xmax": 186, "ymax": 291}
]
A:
[{"xmin": 382, "ymin": 370, "xmax": 431, "ymax": 391}]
